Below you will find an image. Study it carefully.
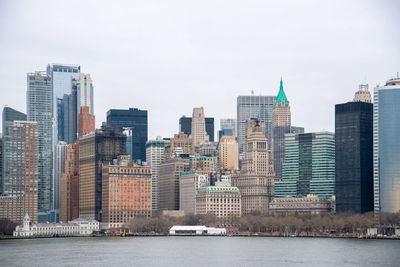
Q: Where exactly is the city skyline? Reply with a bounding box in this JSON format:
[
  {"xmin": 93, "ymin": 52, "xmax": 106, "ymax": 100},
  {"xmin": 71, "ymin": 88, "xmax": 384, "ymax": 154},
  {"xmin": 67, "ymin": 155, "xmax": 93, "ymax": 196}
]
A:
[{"xmin": 1, "ymin": 1, "xmax": 399, "ymax": 140}]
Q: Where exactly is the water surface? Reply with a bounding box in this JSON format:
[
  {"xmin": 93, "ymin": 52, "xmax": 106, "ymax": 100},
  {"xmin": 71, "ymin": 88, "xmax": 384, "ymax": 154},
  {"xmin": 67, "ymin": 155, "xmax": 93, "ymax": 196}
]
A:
[{"xmin": 1, "ymin": 236, "xmax": 399, "ymax": 266}]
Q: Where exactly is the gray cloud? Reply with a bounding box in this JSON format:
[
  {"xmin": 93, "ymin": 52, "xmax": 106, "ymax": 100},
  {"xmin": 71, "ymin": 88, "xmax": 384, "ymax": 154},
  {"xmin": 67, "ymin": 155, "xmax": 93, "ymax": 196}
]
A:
[{"xmin": 0, "ymin": 0, "xmax": 399, "ymax": 138}]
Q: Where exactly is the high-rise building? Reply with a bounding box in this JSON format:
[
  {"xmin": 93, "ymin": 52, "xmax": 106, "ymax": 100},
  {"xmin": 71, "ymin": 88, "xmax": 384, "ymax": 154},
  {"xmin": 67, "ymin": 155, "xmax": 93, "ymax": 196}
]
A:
[
  {"xmin": 373, "ymin": 77, "xmax": 400, "ymax": 213},
  {"xmin": 273, "ymin": 126, "xmax": 304, "ymax": 178},
  {"xmin": 272, "ymin": 78, "xmax": 292, "ymax": 177},
  {"xmin": 60, "ymin": 142, "xmax": 79, "ymax": 222},
  {"xmin": 168, "ymin": 132, "xmax": 194, "ymax": 157},
  {"xmin": 46, "ymin": 64, "xmax": 80, "ymax": 145},
  {"xmin": 106, "ymin": 108, "xmax": 148, "ymax": 162},
  {"xmin": 79, "ymin": 125, "xmax": 126, "ymax": 221},
  {"xmin": 220, "ymin": 118, "xmax": 237, "ymax": 137},
  {"xmin": 158, "ymin": 157, "xmax": 190, "ymax": 212},
  {"xmin": 232, "ymin": 119, "xmax": 278, "ymax": 214},
  {"xmin": 218, "ymin": 136, "xmax": 239, "ymax": 171},
  {"xmin": 146, "ymin": 137, "xmax": 168, "ymax": 214},
  {"xmin": 237, "ymin": 95, "xmax": 275, "ymax": 153},
  {"xmin": 179, "ymin": 171, "xmax": 209, "ymax": 215},
  {"xmin": 76, "ymin": 73, "xmax": 94, "ymax": 115},
  {"xmin": 2, "ymin": 107, "xmax": 27, "ymax": 194},
  {"xmin": 27, "ymin": 71, "xmax": 53, "ymax": 212},
  {"xmin": 241, "ymin": 119, "xmax": 275, "ymax": 176},
  {"xmin": 218, "ymin": 129, "xmax": 233, "ymax": 141},
  {"xmin": 102, "ymin": 155, "xmax": 152, "ymax": 229},
  {"xmin": 275, "ymin": 132, "xmax": 335, "ymax": 199},
  {"xmin": 56, "ymin": 91, "xmax": 77, "ymax": 144},
  {"xmin": 335, "ymin": 87, "xmax": 373, "ymax": 213},
  {"xmin": 179, "ymin": 116, "xmax": 214, "ymax": 142},
  {"xmin": 191, "ymin": 107, "xmax": 209, "ymax": 146},
  {"xmin": 1, "ymin": 121, "xmax": 38, "ymax": 222},
  {"xmin": 199, "ymin": 142, "xmax": 218, "ymax": 157},
  {"xmin": 190, "ymin": 156, "xmax": 217, "ymax": 175},
  {"xmin": 354, "ymin": 84, "xmax": 372, "ymax": 103},
  {"xmin": 54, "ymin": 141, "xmax": 68, "ymax": 210},
  {"xmin": 78, "ymin": 106, "xmax": 95, "ymax": 137}
]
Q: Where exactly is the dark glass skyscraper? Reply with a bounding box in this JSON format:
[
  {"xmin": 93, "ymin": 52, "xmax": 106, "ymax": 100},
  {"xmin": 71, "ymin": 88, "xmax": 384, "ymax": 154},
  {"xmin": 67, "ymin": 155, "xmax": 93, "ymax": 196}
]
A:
[
  {"xmin": 178, "ymin": 116, "xmax": 214, "ymax": 142},
  {"xmin": 106, "ymin": 108, "xmax": 148, "ymax": 162},
  {"xmin": 335, "ymin": 101, "xmax": 373, "ymax": 213}
]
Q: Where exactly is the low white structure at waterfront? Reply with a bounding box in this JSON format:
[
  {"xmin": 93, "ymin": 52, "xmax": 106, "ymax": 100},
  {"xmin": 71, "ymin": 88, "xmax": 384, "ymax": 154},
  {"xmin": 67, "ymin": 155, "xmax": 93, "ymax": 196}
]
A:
[
  {"xmin": 13, "ymin": 214, "xmax": 99, "ymax": 237},
  {"xmin": 169, "ymin": 225, "xmax": 226, "ymax": 235}
]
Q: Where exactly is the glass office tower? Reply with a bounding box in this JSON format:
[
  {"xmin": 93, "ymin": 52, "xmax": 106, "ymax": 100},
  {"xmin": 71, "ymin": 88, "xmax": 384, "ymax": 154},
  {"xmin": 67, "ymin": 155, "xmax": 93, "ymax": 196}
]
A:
[
  {"xmin": 106, "ymin": 108, "xmax": 148, "ymax": 162},
  {"xmin": 237, "ymin": 95, "xmax": 275, "ymax": 153},
  {"xmin": 374, "ymin": 77, "xmax": 400, "ymax": 213},
  {"xmin": 335, "ymin": 101, "xmax": 373, "ymax": 213},
  {"xmin": 47, "ymin": 64, "xmax": 80, "ymax": 144},
  {"xmin": 275, "ymin": 131, "xmax": 335, "ymax": 199},
  {"xmin": 27, "ymin": 71, "xmax": 53, "ymax": 212}
]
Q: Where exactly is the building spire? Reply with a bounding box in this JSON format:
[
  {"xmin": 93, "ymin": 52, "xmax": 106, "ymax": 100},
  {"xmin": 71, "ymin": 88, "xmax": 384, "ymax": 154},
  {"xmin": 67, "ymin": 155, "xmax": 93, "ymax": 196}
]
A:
[{"xmin": 276, "ymin": 77, "xmax": 289, "ymax": 104}]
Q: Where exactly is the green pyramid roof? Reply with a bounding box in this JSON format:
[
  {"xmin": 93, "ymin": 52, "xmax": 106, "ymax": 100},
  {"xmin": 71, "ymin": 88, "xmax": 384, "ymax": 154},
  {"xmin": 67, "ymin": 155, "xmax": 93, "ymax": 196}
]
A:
[{"xmin": 276, "ymin": 77, "xmax": 289, "ymax": 104}]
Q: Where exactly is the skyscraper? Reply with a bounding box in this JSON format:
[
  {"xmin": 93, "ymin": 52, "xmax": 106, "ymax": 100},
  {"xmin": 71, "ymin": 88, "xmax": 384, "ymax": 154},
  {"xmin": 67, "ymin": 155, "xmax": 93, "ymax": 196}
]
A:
[
  {"xmin": 2, "ymin": 107, "xmax": 27, "ymax": 194},
  {"xmin": 27, "ymin": 71, "xmax": 53, "ymax": 212},
  {"xmin": 232, "ymin": 119, "xmax": 278, "ymax": 214},
  {"xmin": 57, "ymin": 92, "xmax": 77, "ymax": 144},
  {"xmin": 354, "ymin": 84, "xmax": 372, "ymax": 103},
  {"xmin": 54, "ymin": 141, "xmax": 68, "ymax": 210},
  {"xmin": 79, "ymin": 125, "xmax": 126, "ymax": 221},
  {"xmin": 272, "ymin": 78, "xmax": 291, "ymax": 177},
  {"xmin": 76, "ymin": 73, "xmax": 94, "ymax": 115},
  {"xmin": 179, "ymin": 116, "xmax": 215, "ymax": 142},
  {"xmin": 46, "ymin": 64, "xmax": 80, "ymax": 145},
  {"xmin": 275, "ymin": 132, "xmax": 335, "ymax": 199},
  {"xmin": 158, "ymin": 157, "xmax": 190, "ymax": 212},
  {"xmin": 106, "ymin": 108, "xmax": 148, "ymax": 162},
  {"xmin": 60, "ymin": 142, "xmax": 79, "ymax": 222},
  {"xmin": 146, "ymin": 137, "xmax": 168, "ymax": 214},
  {"xmin": 374, "ymin": 77, "xmax": 400, "ymax": 213},
  {"xmin": 191, "ymin": 107, "xmax": 209, "ymax": 146},
  {"xmin": 220, "ymin": 118, "xmax": 237, "ymax": 137},
  {"xmin": 78, "ymin": 106, "xmax": 95, "ymax": 137},
  {"xmin": 218, "ymin": 136, "xmax": 239, "ymax": 171},
  {"xmin": 1, "ymin": 121, "xmax": 39, "ymax": 222},
  {"xmin": 335, "ymin": 87, "xmax": 373, "ymax": 213},
  {"xmin": 237, "ymin": 95, "xmax": 275, "ymax": 153},
  {"xmin": 168, "ymin": 132, "xmax": 194, "ymax": 157}
]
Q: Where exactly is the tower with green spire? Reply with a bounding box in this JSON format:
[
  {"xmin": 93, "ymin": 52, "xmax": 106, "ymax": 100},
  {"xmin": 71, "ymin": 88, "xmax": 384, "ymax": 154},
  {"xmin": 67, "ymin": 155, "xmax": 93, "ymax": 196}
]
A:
[
  {"xmin": 276, "ymin": 77, "xmax": 289, "ymax": 104},
  {"xmin": 272, "ymin": 77, "xmax": 292, "ymax": 177}
]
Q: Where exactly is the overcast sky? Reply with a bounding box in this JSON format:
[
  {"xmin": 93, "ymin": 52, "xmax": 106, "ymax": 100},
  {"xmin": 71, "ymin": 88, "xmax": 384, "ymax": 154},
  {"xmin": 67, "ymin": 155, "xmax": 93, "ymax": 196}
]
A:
[{"xmin": 0, "ymin": 0, "xmax": 399, "ymax": 139}]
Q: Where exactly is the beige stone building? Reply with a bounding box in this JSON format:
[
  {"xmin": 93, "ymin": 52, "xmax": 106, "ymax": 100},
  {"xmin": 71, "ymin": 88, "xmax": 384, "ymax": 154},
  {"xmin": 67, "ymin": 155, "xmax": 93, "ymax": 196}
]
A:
[
  {"xmin": 168, "ymin": 132, "xmax": 194, "ymax": 157},
  {"xmin": 196, "ymin": 186, "xmax": 241, "ymax": 218},
  {"xmin": 218, "ymin": 135, "xmax": 239, "ymax": 171},
  {"xmin": 190, "ymin": 156, "xmax": 217, "ymax": 175},
  {"xmin": 191, "ymin": 107, "xmax": 209, "ymax": 146},
  {"xmin": 354, "ymin": 84, "xmax": 372, "ymax": 103},
  {"xmin": 232, "ymin": 118, "xmax": 279, "ymax": 214}
]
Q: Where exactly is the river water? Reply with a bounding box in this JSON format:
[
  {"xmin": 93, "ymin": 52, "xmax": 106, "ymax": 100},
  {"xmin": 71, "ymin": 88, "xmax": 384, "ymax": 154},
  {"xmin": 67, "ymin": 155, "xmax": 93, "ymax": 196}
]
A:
[{"xmin": 1, "ymin": 236, "xmax": 399, "ymax": 266}]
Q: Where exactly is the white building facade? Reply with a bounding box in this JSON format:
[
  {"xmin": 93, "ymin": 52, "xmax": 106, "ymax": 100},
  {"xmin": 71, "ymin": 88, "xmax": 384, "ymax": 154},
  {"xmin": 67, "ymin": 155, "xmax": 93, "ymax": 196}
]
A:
[{"xmin": 13, "ymin": 214, "xmax": 99, "ymax": 237}]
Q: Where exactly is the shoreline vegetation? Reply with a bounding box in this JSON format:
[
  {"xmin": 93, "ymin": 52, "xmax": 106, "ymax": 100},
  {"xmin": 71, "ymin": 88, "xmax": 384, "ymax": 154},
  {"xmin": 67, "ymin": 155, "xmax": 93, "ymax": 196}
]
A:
[{"xmin": 2, "ymin": 212, "xmax": 399, "ymax": 240}]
